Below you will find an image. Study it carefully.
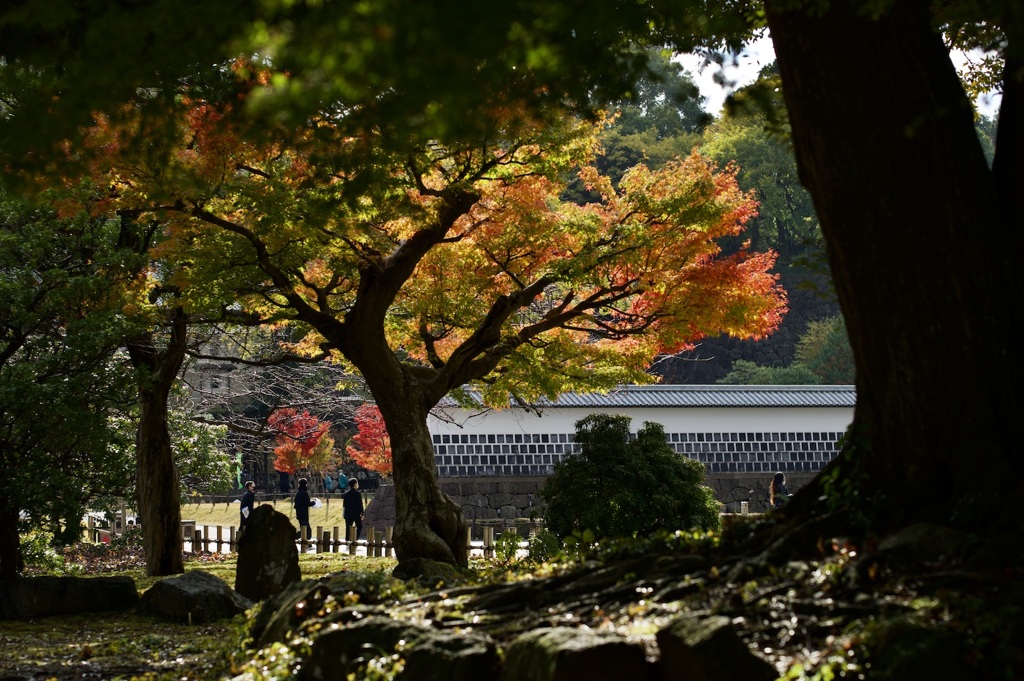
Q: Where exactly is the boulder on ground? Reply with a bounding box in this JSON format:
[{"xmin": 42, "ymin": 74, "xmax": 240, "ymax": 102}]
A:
[
  {"xmin": 499, "ymin": 626, "xmax": 649, "ymax": 681},
  {"xmin": 138, "ymin": 570, "xmax": 252, "ymax": 623},
  {"xmin": 299, "ymin": 614, "xmax": 499, "ymax": 681},
  {"xmin": 656, "ymin": 614, "xmax": 776, "ymax": 681},
  {"xmin": 248, "ymin": 579, "xmax": 333, "ymax": 649},
  {"xmin": 0, "ymin": 575, "xmax": 138, "ymax": 620},
  {"xmin": 392, "ymin": 557, "xmax": 462, "ymax": 587},
  {"xmin": 235, "ymin": 504, "xmax": 301, "ymax": 602}
]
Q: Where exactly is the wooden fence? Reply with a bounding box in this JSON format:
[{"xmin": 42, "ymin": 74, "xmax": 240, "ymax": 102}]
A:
[
  {"xmin": 179, "ymin": 522, "xmax": 547, "ymax": 559},
  {"xmin": 85, "ymin": 507, "xmax": 759, "ymax": 558},
  {"xmin": 180, "ymin": 522, "xmax": 395, "ymax": 557},
  {"xmin": 85, "ymin": 515, "xmax": 545, "ymax": 559}
]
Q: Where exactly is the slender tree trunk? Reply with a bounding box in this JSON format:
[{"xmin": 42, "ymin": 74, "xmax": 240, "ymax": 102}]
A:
[
  {"xmin": 764, "ymin": 0, "xmax": 1023, "ymax": 527},
  {"xmin": 127, "ymin": 312, "xmax": 187, "ymax": 576},
  {"xmin": 135, "ymin": 377, "xmax": 184, "ymax": 575}
]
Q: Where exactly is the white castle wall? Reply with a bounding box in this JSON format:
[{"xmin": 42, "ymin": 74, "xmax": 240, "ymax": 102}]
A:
[{"xmin": 430, "ymin": 403, "xmax": 852, "ymax": 475}]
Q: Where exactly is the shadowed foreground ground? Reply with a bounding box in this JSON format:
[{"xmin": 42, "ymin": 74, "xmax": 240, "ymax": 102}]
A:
[{"xmin": 3, "ymin": 514, "xmax": 1022, "ymax": 680}]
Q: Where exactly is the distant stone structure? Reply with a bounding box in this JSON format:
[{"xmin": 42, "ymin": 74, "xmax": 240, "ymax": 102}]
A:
[
  {"xmin": 363, "ymin": 478, "xmax": 545, "ymax": 531},
  {"xmin": 361, "ymin": 386, "xmax": 854, "ymax": 525}
]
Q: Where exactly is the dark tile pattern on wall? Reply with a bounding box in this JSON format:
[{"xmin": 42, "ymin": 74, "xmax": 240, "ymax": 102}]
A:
[{"xmin": 431, "ymin": 431, "xmax": 843, "ymax": 477}]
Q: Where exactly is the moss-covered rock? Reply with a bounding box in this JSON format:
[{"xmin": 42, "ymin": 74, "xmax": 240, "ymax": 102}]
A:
[{"xmin": 499, "ymin": 627, "xmax": 649, "ymax": 681}]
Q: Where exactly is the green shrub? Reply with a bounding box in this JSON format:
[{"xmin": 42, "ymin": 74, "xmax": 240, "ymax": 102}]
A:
[
  {"xmin": 541, "ymin": 414, "xmax": 721, "ymax": 540},
  {"xmin": 108, "ymin": 525, "xmax": 145, "ymax": 552},
  {"xmin": 493, "ymin": 531, "xmax": 522, "ymax": 566},
  {"xmin": 20, "ymin": 530, "xmax": 68, "ymax": 573},
  {"xmin": 526, "ymin": 529, "xmax": 562, "ymax": 563}
]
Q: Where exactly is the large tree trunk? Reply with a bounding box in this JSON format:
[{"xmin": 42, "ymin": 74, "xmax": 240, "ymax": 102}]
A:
[
  {"xmin": 135, "ymin": 376, "xmax": 185, "ymax": 576},
  {"xmin": 764, "ymin": 0, "xmax": 1023, "ymax": 529},
  {"xmin": 378, "ymin": 393, "xmax": 468, "ymax": 561},
  {"xmin": 127, "ymin": 312, "xmax": 187, "ymax": 576},
  {"xmin": 0, "ymin": 506, "xmax": 24, "ymax": 580},
  {"xmin": 375, "ymin": 389, "xmax": 469, "ymax": 567}
]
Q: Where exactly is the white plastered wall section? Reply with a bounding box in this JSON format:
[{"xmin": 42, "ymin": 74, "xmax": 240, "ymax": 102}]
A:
[
  {"xmin": 429, "ymin": 405, "xmax": 852, "ymax": 436},
  {"xmin": 427, "ymin": 403, "xmax": 855, "ymax": 479}
]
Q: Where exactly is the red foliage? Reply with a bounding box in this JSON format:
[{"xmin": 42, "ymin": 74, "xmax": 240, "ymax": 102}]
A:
[
  {"xmin": 345, "ymin": 404, "xmax": 392, "ymax": 475},
  {"xmin": 268, "ymin": 408, "xmax": 333, "ymax": 474}
]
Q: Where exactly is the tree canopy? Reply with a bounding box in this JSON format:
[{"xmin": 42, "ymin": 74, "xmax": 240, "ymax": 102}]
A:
[
  {"xmin": 718, "ymin": 314, "xmax": 852, "ymax": 384},
  {"xmin": 700, "ymin": 90, "xmax": 819, "ymax": 262},
  {"xmin": 571, "ymin": 50, "xmax": 711, "ymax": 201},
  {"xmin": 0, "ymin": 0, "xmax": 751, "ymax": 180},
  {"xmin": 267, "ymin": 408, "xmax": 335, "ymax": 475},
  {"xmin": 47, "ymin": 66, "xmax": 784, "ymax": 564},
  {"xmin": 0, "ymin": 192, "xmax": 138, "ymax": 577}
]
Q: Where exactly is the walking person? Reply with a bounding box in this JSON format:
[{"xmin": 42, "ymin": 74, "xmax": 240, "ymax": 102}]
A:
[
  {"xmin": 769, "ymin": 472, "xmax": 790, "ymax": 509},
  {"xmin": 294, "ymin": 478, "xmax": 316, "ymax": 541},
  {"xmin": 342, "ymin": 478, "xmax": 364, "ymax": 540},
  {"xmin": 239, "ymin": 480, "xmax": 256, "ymax": 533}
]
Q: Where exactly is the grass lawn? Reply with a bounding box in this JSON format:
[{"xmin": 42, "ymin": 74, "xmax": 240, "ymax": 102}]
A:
[
  {"xmin": 179, "ymin": 496, "xmax": 357, "ymax": 534},
  {"xmin": 132, "ymin": 551, "xmax": 397, "ymax": 593}
]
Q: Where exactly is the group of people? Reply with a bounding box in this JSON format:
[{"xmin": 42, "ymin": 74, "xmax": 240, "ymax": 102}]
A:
[
  {"xmin": 324, "ymin": 468, "xmax": 379, "ymax": 492},
  {"xmin": 238, "ymin": 475, "xmax": 366, "ymax": 540}
]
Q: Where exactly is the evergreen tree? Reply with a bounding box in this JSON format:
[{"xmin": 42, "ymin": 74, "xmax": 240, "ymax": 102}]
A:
[{"xmin": 542, "ymin": 414, "xmax": 720, "ymax": 539}]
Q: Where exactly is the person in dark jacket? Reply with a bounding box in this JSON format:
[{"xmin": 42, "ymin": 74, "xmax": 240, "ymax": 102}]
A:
[
  {"xmin": 239, "ymin": 481, "xmax": 256, "ymax": 533},
  {"xmin": 342, "ymin": 478, "xmax": 364, "ymax": 540},
  {"xmin": 294, "ymin": 478, "xmax": 316, "ymax": 540},
  {"xmin": 769, "ymin": 472, "xmax": 790, "ymax": 509}
]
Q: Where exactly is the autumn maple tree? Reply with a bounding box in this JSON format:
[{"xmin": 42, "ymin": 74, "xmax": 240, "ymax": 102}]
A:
[
  {"xmin": 267, "ymin": 408, "xmax": 335, "ymax": 477},
  {"xmin": 346, "ymin": 404, "xmax": 393, "ymax": 476},
  {"xmin": 77, "ymin": 86, "xmax": 785, "ymax": 565}
]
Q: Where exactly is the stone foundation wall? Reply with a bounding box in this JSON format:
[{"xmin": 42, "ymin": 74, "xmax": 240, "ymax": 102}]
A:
[
  {"xmin": 707, "ymin": 471, "xmax": 819, "ymax": 513},
  {"xmin": 363, "ymin": 478, "xmax": 546, "ymax": 529},
  {"xmin": 361, "ymin": 473, "xmax": 812, "ymax": 529}
]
